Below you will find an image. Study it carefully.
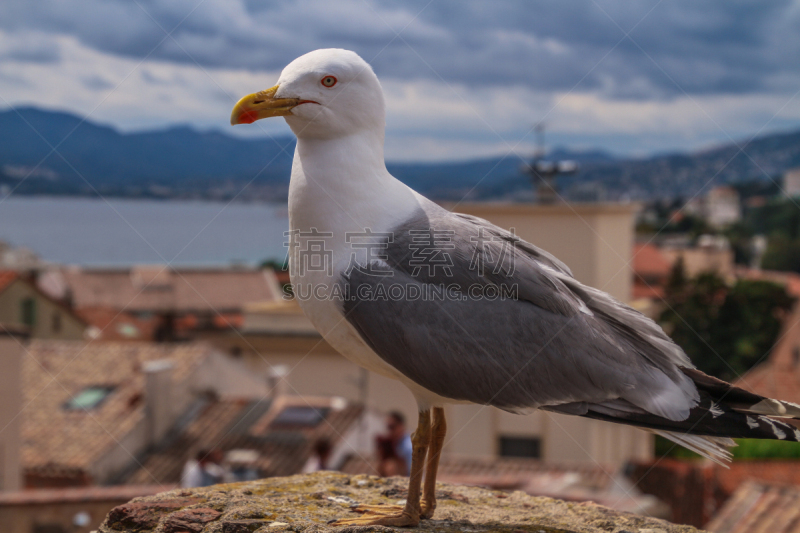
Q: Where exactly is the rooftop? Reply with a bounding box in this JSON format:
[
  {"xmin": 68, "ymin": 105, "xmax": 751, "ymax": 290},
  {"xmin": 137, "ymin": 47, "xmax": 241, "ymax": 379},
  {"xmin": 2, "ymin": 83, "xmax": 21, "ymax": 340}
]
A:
[
  {"xmin": 241, "ymin": 298, "xmax": 320, "ymax": 336},
  {"xmin": 21, "ymin": 340, "xmax": 217, "ymax": 484},
  {"xmin": 707, "ymin": 481, "xmax": 800, "ymax": 533},
  {"xmin": 37, "ymin": 266, "xmax": 282, "ymax": 314},
  {"xmin": 123, "ymin": 395, "xmax": 363, "ymax": 486},
  {"xmin": 0, "ymin": 270, "xmax": 17, "ymax": 292},
  {"xmin": 633, "ymin": 242, "xmax": 672, "ymax": 279}
]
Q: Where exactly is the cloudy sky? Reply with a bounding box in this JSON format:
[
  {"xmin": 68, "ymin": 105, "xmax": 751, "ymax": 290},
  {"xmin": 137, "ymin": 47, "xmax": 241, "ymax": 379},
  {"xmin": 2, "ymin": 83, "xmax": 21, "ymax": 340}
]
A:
[{"xmin": 1, "ymin": 0, "xmax": 800, "ymax": 161}]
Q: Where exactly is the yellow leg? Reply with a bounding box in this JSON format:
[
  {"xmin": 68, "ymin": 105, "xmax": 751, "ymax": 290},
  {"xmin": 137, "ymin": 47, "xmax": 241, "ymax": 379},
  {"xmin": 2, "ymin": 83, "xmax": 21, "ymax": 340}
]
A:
[
  {"xmin": 421, "ymin": 407, "xmax": 446, "ymax": 519},
  {"xmin": 332, "ymin": 409, "xmax": 431, "ymax": 527},
  {"xmin": 351, "ymin": 408, "xmax": 447, "ymax": 520}
]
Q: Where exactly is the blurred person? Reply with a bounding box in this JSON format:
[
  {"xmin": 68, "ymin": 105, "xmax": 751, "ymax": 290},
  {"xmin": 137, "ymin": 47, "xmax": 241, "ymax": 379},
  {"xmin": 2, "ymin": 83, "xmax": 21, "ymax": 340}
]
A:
[
  {"xmin": 225, "ymin": 449, "xmax": 260, "ymax": 482},
  {"xmin": 376, "ymin": 411, "xmax": 412, "ymax": 476},
  {"xmin": 302, "ymin": 438, "xmax": 333, "ymax": 473},
  {"xmin": 181, "ymin": 448, "xmax": 226, "ymax": 487}
]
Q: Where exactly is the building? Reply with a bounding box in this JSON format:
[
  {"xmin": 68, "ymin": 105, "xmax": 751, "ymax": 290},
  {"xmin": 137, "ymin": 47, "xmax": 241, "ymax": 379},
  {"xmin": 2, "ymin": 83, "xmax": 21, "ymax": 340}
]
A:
[
  {"xmin": 0, "ymin": 241, "xmax": 42, "ymax": 271},
  {"xmin": 683, "ymin": 186, "xmax": 741, "ymax": 228},
  {"xmin": 783, "ymin": 167, "xmax": 800, "ymax": 198},
  {"xmin": 74, "ymin": 307, "xmax": 158, "ymax": 341},
  {"xmin": 17, "ymin": 341, "xmax": 265, "ymax": 488},
  {"xmin": 659, "ymin": 235, "xmax": 735, "ymax": 279},
  {"xmin": 630, "ymin": 242, "xmax": 672, "ymax": 317},
  {"xmin": 0, "ymin": 326, "xmax": 25, "ymax": 492},
  {"xmin": 211, "ymin": 201, "xmax": 653, "ymax": 468},
  {"xmin": 37, "ymin": 266, "xmax": 282, "ymax": 341},
  {"xmin": 0, "ymin": 271, "xmax": 87, "ymax": 340},
  {"xmin": 705, "ymin": 186, "xmax": 741, "ymax": 228}
]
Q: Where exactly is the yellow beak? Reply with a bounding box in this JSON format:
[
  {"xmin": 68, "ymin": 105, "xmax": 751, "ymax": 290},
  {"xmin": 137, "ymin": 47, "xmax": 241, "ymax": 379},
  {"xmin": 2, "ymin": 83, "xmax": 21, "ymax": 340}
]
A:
[{"xmin": 230, "ymin": 85, "xmax": 300, "ymax": 125}]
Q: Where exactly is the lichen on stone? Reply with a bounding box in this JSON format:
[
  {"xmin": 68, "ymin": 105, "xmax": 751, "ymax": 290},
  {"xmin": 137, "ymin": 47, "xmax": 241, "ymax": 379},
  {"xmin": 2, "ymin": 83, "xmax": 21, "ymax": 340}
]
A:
[{"xmin": 99, "ymin": 471, "xmax": 701, "ymax": 533}]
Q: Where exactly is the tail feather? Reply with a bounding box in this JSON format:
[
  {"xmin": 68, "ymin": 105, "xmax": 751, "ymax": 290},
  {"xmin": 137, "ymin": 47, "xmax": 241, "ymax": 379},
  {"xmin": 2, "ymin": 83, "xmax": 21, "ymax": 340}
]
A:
[
  {"xmin": 735, "ymin": 398, "xmax": 800, "ymax": 418},
  {"xmin": 575, "ymin": 396, "xmax": 800, "ymax": 441},
  {"xmin": 651, "ymin": 431, "xmax": 734, "ymax": 466},
  {"xmin": 545, "ymin": 367, "xmax": 800, "ymax": 465},
  {"xmin": 681, "ymin": 367, "xmax": 800, "ymax": 419}
]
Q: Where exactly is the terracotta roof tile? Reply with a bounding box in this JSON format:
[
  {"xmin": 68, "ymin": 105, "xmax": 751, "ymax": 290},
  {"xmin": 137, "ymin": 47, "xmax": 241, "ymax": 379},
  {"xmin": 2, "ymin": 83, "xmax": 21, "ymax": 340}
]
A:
[
  {"xmin": 123, "ymin": 396, "xmax": 363, "ymax": 485},
  {"xmin": 633, "ymin": 243, "xmax": 672, "ymax": 278},
  {"xmin": 707, "ymin": 481, "xmax": 800, "ymax": 533},
  {"xmin": 76, "ymin": 306, "xmax": 159, "ymax": 341},
  {"xmin": 0, "ymin": 270, "xmax": 17, "ymax": 293},
  {"xmin": 22, "ymin": 340, "xmax": 216, "ymax": 481},
  {"xmin": 40, "ymin": 267, "xmax": 281, "ymax": 314},
  {"xmin": 630, "ymin": 458, "xmax": 800, "ymax": 527}
]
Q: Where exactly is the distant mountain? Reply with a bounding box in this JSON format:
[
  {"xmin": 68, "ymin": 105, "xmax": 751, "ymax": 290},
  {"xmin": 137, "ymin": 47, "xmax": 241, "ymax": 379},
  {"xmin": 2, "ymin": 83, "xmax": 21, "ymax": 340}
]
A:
[
  {"xmin": 567, "ymin": 132, "xmax": 800, "ymax": 200},
  {"xmin": 2, "ymin": 107, "xmax": 800, "ymax": 202},
  {"xmin": 0, "ymin": 107, "xmax": 295, "ymax": 199}
]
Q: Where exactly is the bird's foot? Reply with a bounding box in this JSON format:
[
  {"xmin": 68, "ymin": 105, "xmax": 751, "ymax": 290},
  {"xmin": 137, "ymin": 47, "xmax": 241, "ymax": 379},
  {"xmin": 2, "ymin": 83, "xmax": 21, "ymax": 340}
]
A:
[
  {"xmin": 420, "ymin": 499, "xmax": 436, "ymax": 519},
  {"xmin": 349, "ymin": 503, "xmax": 404, "ymax": 515},
  {"xmin": 349, "ymin": 499, "xmax": 434, "ymax": 518},
  {"xmin": 330, "ymin": 509, "xmax": 419, "ymax": 527}
]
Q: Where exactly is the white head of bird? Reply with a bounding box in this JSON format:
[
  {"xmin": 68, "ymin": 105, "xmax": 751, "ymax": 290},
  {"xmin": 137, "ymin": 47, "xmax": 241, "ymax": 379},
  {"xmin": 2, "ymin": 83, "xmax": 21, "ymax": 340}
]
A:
[{"xmin": 231, "ymin": 49, "xmax": 385, "ymax": 140}]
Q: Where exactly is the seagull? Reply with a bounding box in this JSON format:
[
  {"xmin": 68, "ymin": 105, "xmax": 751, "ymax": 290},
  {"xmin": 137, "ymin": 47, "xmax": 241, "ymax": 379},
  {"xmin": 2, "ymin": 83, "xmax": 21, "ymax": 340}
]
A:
[{"xmin": 232, "ymin": 49, "xmax": 800, "ymax": 527}]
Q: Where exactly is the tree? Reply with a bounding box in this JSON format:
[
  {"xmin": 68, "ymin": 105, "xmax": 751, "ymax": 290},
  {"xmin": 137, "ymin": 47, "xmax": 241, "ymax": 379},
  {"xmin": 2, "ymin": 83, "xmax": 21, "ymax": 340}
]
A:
[
  {"xmin": 761, "ymin": 236, "xmax": 800, "ymax": 273},
  {"xmin": 659, "ymin": 275, "xmax": 794, "ymax": 381},
  {"xmin": 663, "ymin": 255, "xmax": 688, "ymax": 303}
]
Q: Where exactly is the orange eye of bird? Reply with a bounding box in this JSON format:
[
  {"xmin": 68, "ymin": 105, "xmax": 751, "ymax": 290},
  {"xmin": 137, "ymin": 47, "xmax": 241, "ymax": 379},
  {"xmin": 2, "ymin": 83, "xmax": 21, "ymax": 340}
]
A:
[{"xmin": 321, "ymin": 75, "xmax": 337, "ymax": 87}]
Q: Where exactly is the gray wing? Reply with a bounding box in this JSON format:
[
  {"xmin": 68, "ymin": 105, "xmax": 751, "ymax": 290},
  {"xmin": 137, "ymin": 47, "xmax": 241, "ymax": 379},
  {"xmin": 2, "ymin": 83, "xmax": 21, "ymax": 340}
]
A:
[{"xmin": 341, "ymin": 204, "xmax": 699, "ymax": 420}]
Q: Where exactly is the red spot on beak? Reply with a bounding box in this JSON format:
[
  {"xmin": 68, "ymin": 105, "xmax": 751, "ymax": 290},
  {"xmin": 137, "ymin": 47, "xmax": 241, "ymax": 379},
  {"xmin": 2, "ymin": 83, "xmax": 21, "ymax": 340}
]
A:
[{"xmin": 238, "ymin": 110, "xmax": 259, "ymax": 124}]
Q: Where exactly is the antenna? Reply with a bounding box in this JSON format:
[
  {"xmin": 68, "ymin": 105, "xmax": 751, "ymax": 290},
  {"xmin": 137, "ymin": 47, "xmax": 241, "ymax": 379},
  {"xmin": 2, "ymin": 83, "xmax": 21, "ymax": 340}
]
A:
[
  {"xmin": 534, "ymin": 122, "xmax": 546, "ymax": 160},
  {"xmin": 521, "ymin": 122, "xmax": 579, "ymax": 204}
]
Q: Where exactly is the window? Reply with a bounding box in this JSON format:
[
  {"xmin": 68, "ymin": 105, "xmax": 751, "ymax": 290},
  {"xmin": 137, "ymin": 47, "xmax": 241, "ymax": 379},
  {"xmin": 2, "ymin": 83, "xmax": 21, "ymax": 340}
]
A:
[
  {"xmin": 63, "ymin": 386, "xmax": 115, "ymax": 411},
  {"xmin": 270, "ymin": 406, "xmax": 329, "ymax": 428},
  {"xmin": 499, "ymin": 436, "xmax": 541, "ymax": 458},
  {"xmin": 20, "ymin": 297, "xmax": 36, "ymax": 327},
  {"xmin": 51, "ymin": 312, "xmax": 62, "ymax": 334}
]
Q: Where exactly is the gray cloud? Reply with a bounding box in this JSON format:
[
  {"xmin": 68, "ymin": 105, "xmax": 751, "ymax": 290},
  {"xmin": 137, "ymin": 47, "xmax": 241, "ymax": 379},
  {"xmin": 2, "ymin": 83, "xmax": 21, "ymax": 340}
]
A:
[
  {"xmin": 81, "ymin": 74, "xmax": 114, "ymax": 90},
  {"xmin": 1, "ymin": 0, "xmax": 799, "ymax": 100},
  {"xmin": 0, "ymin": 31, "xmax": 61, "ymax": 63}
]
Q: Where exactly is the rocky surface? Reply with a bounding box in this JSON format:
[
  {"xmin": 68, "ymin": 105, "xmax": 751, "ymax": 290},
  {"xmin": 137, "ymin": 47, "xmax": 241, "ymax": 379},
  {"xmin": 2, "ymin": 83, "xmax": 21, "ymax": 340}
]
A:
[{"xmin": 99, "ymin": 472, "xmax": 701, "ymax": 533}]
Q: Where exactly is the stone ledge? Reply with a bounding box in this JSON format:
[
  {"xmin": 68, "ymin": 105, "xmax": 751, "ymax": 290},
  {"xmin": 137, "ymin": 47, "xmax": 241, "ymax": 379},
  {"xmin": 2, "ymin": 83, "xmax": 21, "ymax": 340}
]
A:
[{"xmin": 99, "ymin": 472, "xmax": 701, "ymax": 533}]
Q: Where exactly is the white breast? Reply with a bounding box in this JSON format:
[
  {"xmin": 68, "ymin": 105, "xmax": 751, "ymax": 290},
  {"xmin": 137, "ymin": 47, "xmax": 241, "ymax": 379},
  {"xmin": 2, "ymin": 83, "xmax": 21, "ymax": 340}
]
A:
[{"xmin": 286, "ymin": 135, "xmax": 419, "ymax": 381}]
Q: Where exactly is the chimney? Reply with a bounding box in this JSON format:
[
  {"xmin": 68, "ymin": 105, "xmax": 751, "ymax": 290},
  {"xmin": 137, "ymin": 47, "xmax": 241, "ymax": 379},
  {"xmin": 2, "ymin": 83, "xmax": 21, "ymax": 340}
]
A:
[
  {"xmin": 267, "ymin": 365, "xmax": 290, "ymax": 398},
  {"xmin": 143, "ymin": 359, "xmax": 175, "ymax": 445},
  {"xmin": 0, "ymin": 327, "xmax": 27, "ymax": 491}
]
